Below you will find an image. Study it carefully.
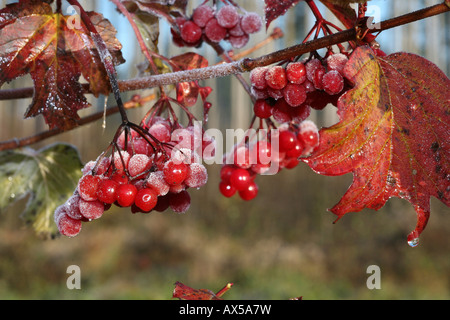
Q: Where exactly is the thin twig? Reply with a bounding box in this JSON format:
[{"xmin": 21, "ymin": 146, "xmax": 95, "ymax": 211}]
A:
[{"xmin": 2, "ymin": 2, "xmax": 447, "ymax": 101}]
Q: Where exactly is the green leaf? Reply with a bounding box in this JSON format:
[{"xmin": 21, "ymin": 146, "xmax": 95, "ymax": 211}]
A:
[{"xmin": 0, "ymin": 143, "xmax": 82, "ymax": 238}]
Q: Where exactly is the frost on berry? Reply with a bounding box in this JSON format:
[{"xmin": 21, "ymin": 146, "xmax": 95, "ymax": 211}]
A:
[
  {"xmin": 180, "ymin": 20, "xmax": 202, "ymax": 44},
  {"xmin": 250, "ymin": 67, "xmax": 268, "ymax": 90},
  {"xmin": 65, "ymin": 194, "xmax": 84, "ymax": 220},
  {"xmin": 265, "ymin": 66, "xmax": 287, "ymax": 90},
  {"xmin": 185, "ymin": 163, "xmax": 208, "ymax": 188},
  {"xmin": 326, "ymin": 53, "xmax": 348, "ymax": 74},
  {"xmin": 78, "ymin": 174, "xmax": 101, "ymax": 201},
  {"xmin": 169, "ymin": 190, "xmax": 191, "ymax": 213},
  {"xmin": 216, "ymin": 5, "xmax": 239, "ymax": 29},
  {"xmin": 283, "ymin": 83, "xmax": 307, "ymax": 107},
  {"xmin": 79, "ymin": 199, "xmax": 104, "ymax": 220},
  {"xmin": 147, "ymin": 171, "xmax": 170, "ymax": 196},
  {"xmin": 128, "ymin": 154, "xmax": 151, "ymax": 178},
  {"xmin": 148, "ymin": 122, "xmax": 171, "ymax": 143},
  {"xmin": 240, "ymin": 12, "xmax": 262, "ymax": 34},
  {"xmin": 229, "ymin": 34, "xmax": 249, "ymax": 49},
  {"xmin": 322, "ymin": 70, "xmax": 344, "ymax": 95},
  {"xmin": 56, "ymin": 210, "xmax": 82, "ymax": 237},
  {"xmin": 286, "ymin": 62, "xmax": 307, "ymax": 84},
  {"xmin": 204, "ymin": 18, "xmax": 227, "ymax": 42},
  {"xmin": 192, "ymin": 4, "xmax": 215, "ymax": 28}
]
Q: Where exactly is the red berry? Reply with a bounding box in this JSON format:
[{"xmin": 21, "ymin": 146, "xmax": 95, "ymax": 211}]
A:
[
  {"xmin": 240, "ymin": 12, "xmax": 262, "ymax": 34},
  {"xmin": 163, "ymin": 160, "xmax": 188, "ymax": 185},
  {"xmin": 285, "ymin": 138, "xmax": 304, "ymax": 158},
  {"xmin": 216, "ymin": 5, "xmax": 239, "ymax": 29},
  {"xmin": 169, "ymin": 190, "xmax": 191, "ymax": 213},
  {"xmin": 286, "ymin": 62, "xmax": 307, "ymax": 84},
  {"xmin": 110, "ymin": 172, "xmax": 129, "ymax": 185},
  {"xmin": 78, "ymin": 174, "xmax": 101, "ymax": 201},
  {"xmin": 278, "ymin": 130, "xmax": 297, "ymax": 152},
  {"xmin": 254, "ymin": 140, "xmax": 272, "ymax": 164},
  {"xmin": 265, "ymin": 66, "xmax": 287, "ymax": 90},
  {"xmin": 305, "ymin": 58, "xmax": 322, "ymax": 82},
  {"xmin": 204, "ymin": 18, "xmax": 227, "ymax": 42},
  {"xmin": 57, "ymin": 212, "xmax": 82, "ymax": 237},
  {"xmin": 250, "ymin": 67, "xmax": 268, "ymax": 90},
  {"xmin": 192, "ymin": 4, "xmax": 214, "ymax": 28},
  {"xmin": 238, "ymin": 181, "xmax": 258, "ymax": 201},
  {"xmin": 282, "ymin": 83, "xmax": 307, "ymax": 107},
  {"xmin": 322, "ymin": 70, "xmax": 344, "ymax": 95},
  {"xmin": 253, "ymin": 99, "xmax": 273, "ymax": 119},
  {"xmin": 180, "ymin": 20, "xmax": 202, "ymax": 44},
  {"xmin": 220, "ymin": 165, "xmax": 235, "ymax": 182},
  {"xmin": 298, "ymin": 120, "xmax": 319, "ymax": 148},
  {"xmin": 65, "ymin": 194, "xmax": 83, "ymax": 220},
  {"xmin": 228, "ymin": 33, "xmax": 249, "ymax": 49},
  {"xmin": 184, "ymin": 163, "xmax": 208, "ymax": 188},
  {"xmin": 146, "ymin": 171, "xmax": 170, "ymax": 196},
  {"xmin": 219, "ymin": 180, "xmax": 236, "ymax": 198},
  {"xmin": 116, "ymin": 183, "xmax": 137, "ymax": 207},
  {"xmin": 128, "ymin": 154, "xmax": 151, "ymax": 178},
  {"xmin": 97, "ymin": 178, "xmax": 119, "ymax": 204},
  {"xmin": 229, "ymin": 168, "xmax": 251, "ymax": 191},
  {"xmin": 134, "ymin": 188, "xmax": 158, "ymax": 212},
  {"xmin": 326, "ymin": 53, "xmax": 348, "ymax": 75},
  {"xmin": 79, "ymin": 199, "xmax": 104, "ymax": 220}
]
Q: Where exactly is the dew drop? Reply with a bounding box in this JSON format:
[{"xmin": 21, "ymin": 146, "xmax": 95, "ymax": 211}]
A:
[{"xmin": 408, "ymin": 237, "xmax": 419, "ymax": 247}]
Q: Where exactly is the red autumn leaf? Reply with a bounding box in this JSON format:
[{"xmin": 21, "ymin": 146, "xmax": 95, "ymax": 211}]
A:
[
  {"xmin": 303, "ymin": 46, "xmax": 450, "ymax": 246},
  {"xmin": 264, "ymin": 0, "xmax": 302, "ymax": 30},
  {"xmin": 172, "ymin": 281, "xmax": 231, "ymax": 300},
  {"xmin": 0, "ymin": 1, "xmax": 124, "ymax": 130}
]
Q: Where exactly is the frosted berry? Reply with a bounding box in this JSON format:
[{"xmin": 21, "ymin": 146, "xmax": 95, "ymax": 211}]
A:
[
  {"xmin": 228, "ymin": 33, "xmax": 249, "ymax": 49},
  {"xmin": 326, "ymin": 53, "xmax": 348, "ymax": 75},
  {"xmin": 282, "ymin": 83, "xmax": 307, "ymax": 107},
  {"xmin": 128, "ymin": 154, "xmax": 151, "ymax": 178},
  {"xmin": 286, "ymin": 62, "xmax": 307, "ymax": 84},
  {"xmin": 240, "ymin": 12, "xmax": 262, "ymax": 34},
  {"xmin": 265, "ymin": 66, "xmax": 287, "ymax": 90},
  {"xmin": 216, "ymin": 5, "xmax": 239, "ymax": 29},
  {"xmin": 192, "ymin": 4, "xmax": 215, "ymax": 28},
  {"xmin": 322, "ymin": 70, "xmax": 344, "ymax": 95},
  {"xmin": 79, "ymin": 199, "xmax": 104, "ymax": 220},
  {"xmin": 169, "ymin": 190, "xmax": 191, "ymax": 213},
  {"xmin": 184, "ymin": 163, "xmax": 208, "ymax": 188},
  {"xmin": 78, "ymin": 174, "xmax": 101, "ymax": 201},
  {"xmin": 57, "ymin": 212, "xmax": 82, "ymax": 237},
  {"xmin": 180, "ymin": 20, "xmax": 202, "ymax": 44},
  {"xmin": 250, "ymin": 67, "xmax": 268, "ymax": 90},
  {"xmin": 204, "ymin": 18, "xmax": 227, "ymax": 42}
]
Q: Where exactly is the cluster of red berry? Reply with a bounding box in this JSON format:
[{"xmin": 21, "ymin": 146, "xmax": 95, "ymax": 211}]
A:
[
  {"xmin": 172, "ymin": 3, "xmax": 262, "ymax": 49},
  {"xmin": 251, "ymin": 53, "xmax": 349, "ymax": 122},
  {"xmin": 218, "ymin": 121, "xmax": 319, "ymax": 201},
  {"xmin": 54, "ymin": 118, "xmax": 213, "ymax": 237}
]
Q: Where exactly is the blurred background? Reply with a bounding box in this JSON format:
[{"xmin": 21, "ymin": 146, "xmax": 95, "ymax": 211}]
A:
[{"xmin": 0, "ymin": 0, "xmax": 449, "ymax": 299}]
